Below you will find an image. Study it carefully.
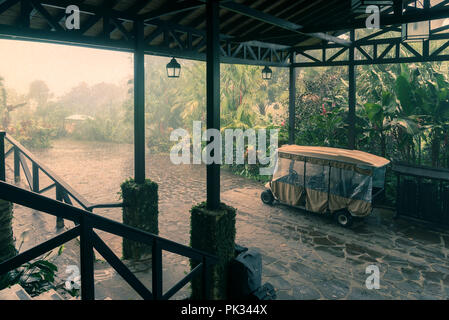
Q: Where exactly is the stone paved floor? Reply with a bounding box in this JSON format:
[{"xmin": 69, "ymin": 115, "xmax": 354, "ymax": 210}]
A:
[{"xmin": 9, "ymin": 139, "xmax": 449, "ymax": 300}]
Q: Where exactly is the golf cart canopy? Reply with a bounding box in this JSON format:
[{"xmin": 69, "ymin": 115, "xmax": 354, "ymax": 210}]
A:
[
  {"xmin": 278, "ymin": 145, "xmax": 391, "ymax": 169},
  {"xmin": 271, "ymin": 145, "xmax": 390, "ymax": 217}
]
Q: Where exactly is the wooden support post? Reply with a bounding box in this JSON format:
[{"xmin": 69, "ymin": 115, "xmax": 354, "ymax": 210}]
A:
[
  {"xmin": 0, "ymin": 132, "xmax": 5, "ymax": 182},
  {"xmin": 423, "ymin": 0, "xmax": 430, "ymax": 57},
  {"xmin": 32, "ymin": 163, "xmax": 39, "ymax": 192},
  {"xmin": 20, "ymin": 0, "xmax": 32, "ymax": 28},
  {"xmin": 0, "ymin": 200, "xmax": 15, "ymax": 274},
  {"xmin": 121, "ymin": 179, "xmax": 158, "ymax": 260},
  {"xmin": 103, "ymin": 10, "xmax": 110, "ymax": 40},
  {"xmin": 134, "ymin": 18, "xmax": 146, "ymax": 184},
  {"xmin": 151, "ymin": 239, "xmax": 162, "ymax": 300},
  {"xmin": 395, "ymin": 174, "xmax": 400, "ymax": 219},
  {"xmin": 289, "ymin": 52, "xmax": 296, "ymax": 145},
  {"xmin": 393, "ymin": 0, "xmax": 403, "ymax": 18},
  {"xmin": 14, "ymin": 147, "xmax": 20, "ymax": 183},
  {"xmin": 348, "ymin": 30, "xmax": 356, "ymax": 150},
  {"xmin": 206, "ymin": 0, "xmax": 220, "ymax": 210},
  {"xmin": 202, "ymin": 256, "xmax": 209, "ymax": 299},
  {"xmin": 190, "ymin": 203, "xmax": 236, "ymax": 300},
  {"xmin": 80, "ymin": 214, "xmax": 94, "ymax": 300},
  {"xmin": 56, "ymin": 185, "xmax": 65, "ymax": 229}
]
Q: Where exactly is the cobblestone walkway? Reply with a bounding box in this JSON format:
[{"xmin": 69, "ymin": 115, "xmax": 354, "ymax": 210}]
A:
[{"xmin": 10, "ymin": 140, "xmax": 449, "ymax": 300}]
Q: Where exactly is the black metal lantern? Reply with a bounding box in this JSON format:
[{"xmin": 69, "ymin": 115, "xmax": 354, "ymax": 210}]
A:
[
  {"xmin": 402, "ymin": 2, "xmax": 430, "ymax": 42},
  {"xmin": 262, "ymin": 66, "xmax": 272, "ymax": 80},
  {"xmin": 166, "ymin": 57, "xmax": 181, "ymax": 78}
]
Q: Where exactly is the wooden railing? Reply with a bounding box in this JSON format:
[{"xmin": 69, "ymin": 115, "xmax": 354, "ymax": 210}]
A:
[
  {"xmin": 0, "ymin": 132, "xmax": 217, "ymax": 299},
  {"xmin": 0, "ymin": 132, "xmax": 122, "ymax": 227},
  {"xmin": 0, "ymin": 180, "xmax": 216, "ymax": 300}
]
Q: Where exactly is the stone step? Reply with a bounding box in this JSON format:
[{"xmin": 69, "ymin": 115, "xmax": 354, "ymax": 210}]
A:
[
  {"xmin": 0, "ymin": 285, "xmax": 66, "ymax": 300},
  {"xmin": 33, "ymin": 289, "xmax": 64, "ymax": 300},
  {"xmin": 0, "ymin": 284, "xmax": 32, "ymax": 300}
]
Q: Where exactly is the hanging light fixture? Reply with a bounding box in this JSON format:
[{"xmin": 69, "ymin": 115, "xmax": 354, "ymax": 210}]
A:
[
  {"xmin": 262, "ymin": 66, "xmax": 272, "ymax": 80},
  {"xmin": 402, "ymin": 1, "xmax": 430, "ymax": 42},
  {"xmin": 166, "ymin": 57, "xmax": 181, "ymax": 78}
]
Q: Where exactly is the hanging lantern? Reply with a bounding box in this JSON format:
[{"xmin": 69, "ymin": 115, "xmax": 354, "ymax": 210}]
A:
[
  {"xmin": 402, "ymin": 2, "xmax": 430, "ymax": 42},
  {"xmin": 166, "ymin": 57, "xmax": 181, "ymax": 78},
  {"xmin": 262, "ymin": 66, "xmax": 272, "ymax": 80}
]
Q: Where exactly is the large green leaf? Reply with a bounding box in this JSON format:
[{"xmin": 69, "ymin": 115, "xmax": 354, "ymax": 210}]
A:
[
  {"xmin": 434, "ymin": 72, "xmax": 448, "ymax": 89},
  {"xmin": 395, "ymin": 75, "xmax": 415, "ymax": 116},
  {"xmin": 438, "ymin": 87, "xmax": 449, "ymax": 102},
  {"xmin": 439, "ymin": 101, "xmax": 449, "ymax": 119},
  {"xmin": 364, "ymin": 103, "xmax": 383, "ymax": 125},
  {"xmin": 381, "ymin": 91, "xmax": 394, "ymax": 108},
  {"xmin": 394, "ymin": 117, "xmax": 419, "ymax": 135}
]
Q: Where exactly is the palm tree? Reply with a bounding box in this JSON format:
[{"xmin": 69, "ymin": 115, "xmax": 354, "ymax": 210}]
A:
[
  {"xmin": 175, "ymin": 62, "xmax": 206, "ymax": 126},
  {"xmin": 409, "ymin": 63, "xmax": 449, "ymax": 167},
  {"xmin": 377, "ymin": 62, "xmax": 449, "ymax": 167},
  {"xmin": 221, "ymin": 65, "xmax": 263, "ymax": 129},
  {"xmin": 364, "ymin": 91, "xmax": 396, "ymax": 157}
]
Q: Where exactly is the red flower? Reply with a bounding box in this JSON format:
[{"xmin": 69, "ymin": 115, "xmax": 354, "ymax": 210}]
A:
[{"xmin": 321, "ymin": 104, "xmax": 328, "ymax": 116}]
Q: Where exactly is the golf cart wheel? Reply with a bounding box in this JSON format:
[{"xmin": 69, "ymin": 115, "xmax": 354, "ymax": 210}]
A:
[
  {"xmin": 334, "ymin": 210, "xmax": 353, "ymax": 228},
  {"xmin": 261, "ymin": 190, "xmax": 274, "ymax": 205}
]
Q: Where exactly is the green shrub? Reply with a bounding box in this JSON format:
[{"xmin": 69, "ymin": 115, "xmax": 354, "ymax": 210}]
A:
[
  {"xmin": 223, "ymin": 124, "xmax": 282, "ymax": 182},
  {"xmin": 8, "ymin": 120, "xmax": 54, "ymax": 149},
  {"xmin": 147, "ymin": 135, "xmax": 175, "ymax": 153},
  {"xmin": 71, "ymin": 118, "xmax": 133, "ymax": 144}
]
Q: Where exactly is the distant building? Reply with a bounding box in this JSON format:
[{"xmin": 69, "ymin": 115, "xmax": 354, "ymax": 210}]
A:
[{"xmin": 64, "ymin": 114, "xmax": 94, "ymax": 133}]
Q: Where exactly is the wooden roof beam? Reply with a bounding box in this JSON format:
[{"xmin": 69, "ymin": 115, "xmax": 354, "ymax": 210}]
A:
[
  {"xmin": 215, "ymin": 1, "xmax": 352, "ymax": 46},
  {"xmin": 140, "ymin": 0, "xmax": 204, "ymax": 22},
  {"xmin": 33, "ymin": 0, "xmax": 136, "ymax": 21},
  {"xmin": 0, "ymin": 0, "xmax": 20, "ymax": 15},
  {"xmin": 302, "ymin": 5, "xmax": 449, "ymax": 33}
]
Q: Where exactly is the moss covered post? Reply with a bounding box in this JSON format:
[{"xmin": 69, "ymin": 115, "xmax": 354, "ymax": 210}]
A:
[
  {"xmin": 190, "ymin": 202, "xmax": 236, "ymax": 300},
  {"xmin": 121, "ymin": 179, "xmax": 158, "ymax": 260},
  {"xmin": 188, "ymin": 0, "xmax": 237, "ymax": 300},
  {"xmin": 0, "ymin": 200, "xmax": 16, "ymax": 289}
]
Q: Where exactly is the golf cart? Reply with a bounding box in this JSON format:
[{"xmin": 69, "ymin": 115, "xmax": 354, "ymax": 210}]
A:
[{"xmin": 261, "ymin": 145, "xmax": 390, "ymax": 227}]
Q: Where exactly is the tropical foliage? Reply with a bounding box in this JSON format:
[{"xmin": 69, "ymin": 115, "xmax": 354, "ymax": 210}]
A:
[
  {"xmin": 0, "ymin": 227, "xmax": 64, "ymax": 297},
  {"xmin": 1, "ymin": 52, "xmax": 449, "ymax": 175},
  {"xmin": 285, "ymin": 61, "xmax": 449, "ymax": 172},
  {"xmin": 359, "ymin": 62, "xmax": 449, "ymax": 167},
  {"xmin": 139, "ymin": 57, "xmax": 288, "ymax": 155}
]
